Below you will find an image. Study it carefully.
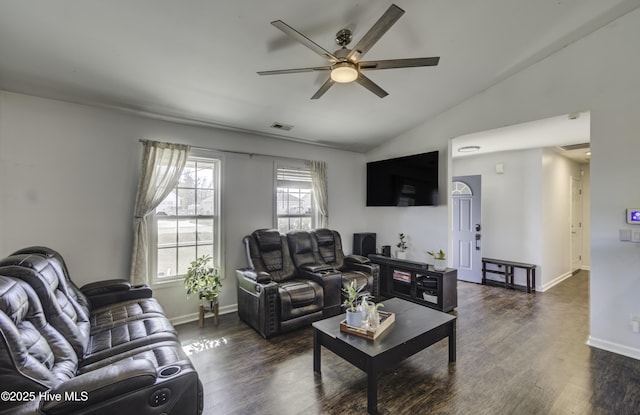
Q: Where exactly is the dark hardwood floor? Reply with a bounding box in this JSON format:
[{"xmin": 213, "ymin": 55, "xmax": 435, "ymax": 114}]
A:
[{"xmin": 176, "ymin": 271, "xmax": 640, "ymax": 414}]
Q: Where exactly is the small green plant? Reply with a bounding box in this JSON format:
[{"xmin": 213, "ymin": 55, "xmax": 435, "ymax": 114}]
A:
[
  {"xmin": 184, "ymin": 255, "xmax": 222, "ymax": 301},
  {"xmin": 427, "ymin": 249, "xmax": 446, "ymax": 260},
  {"xmin": 396, "ymin": 233, "xmax": 408, "ymax": 252},
  {"xmin": 342, "ymin": 280, "xmax": 365, "ymax": 312}
]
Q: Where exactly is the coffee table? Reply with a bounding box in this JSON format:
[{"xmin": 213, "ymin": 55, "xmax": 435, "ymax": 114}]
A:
[{"xmin": 312, "ymin": 297, "xmax": 456, "ymax": 414}]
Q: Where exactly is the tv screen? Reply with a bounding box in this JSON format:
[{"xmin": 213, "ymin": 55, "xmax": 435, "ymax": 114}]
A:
[{"xmin": 367, "ymin": 151, "xmax": 439, "ymax": 206}]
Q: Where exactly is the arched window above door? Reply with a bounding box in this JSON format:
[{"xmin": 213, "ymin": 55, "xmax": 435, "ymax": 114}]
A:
[{"xmin": 452, "ymin": 181, "xmax": 472, "ymax": 196}]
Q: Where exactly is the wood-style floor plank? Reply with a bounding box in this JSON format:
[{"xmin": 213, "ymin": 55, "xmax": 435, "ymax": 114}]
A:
[{"xmin": 176, "ymin": 271, "xmax": 640, "ymax": 414}]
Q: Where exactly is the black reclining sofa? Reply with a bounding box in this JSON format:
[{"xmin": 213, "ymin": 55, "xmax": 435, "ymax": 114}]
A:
[
  {"xmin": 0, "ymin": 247, "xmax": 203, "ymax": 415},
  {"xmin": 236, "ymin": 229, "xmax": 379, "ymax": 339}
]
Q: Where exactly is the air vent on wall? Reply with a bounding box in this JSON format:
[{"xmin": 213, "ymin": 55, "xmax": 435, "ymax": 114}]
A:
[
  {"xmin": 560, "ymin": 143, "xmax": 590, "ymax": 151},
  {"xmin": 270, "ymin": 122, "xmax": 294, "ymax": 131}
]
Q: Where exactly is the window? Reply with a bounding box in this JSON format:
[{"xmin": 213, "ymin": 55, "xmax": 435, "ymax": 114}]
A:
[
  {"xmin": 152, "ymin": 157, "xmax": 220, "ymax": 282},
  {"xmin": 276, "ymin": 164, "xmax": 315, "ymax": 232}
]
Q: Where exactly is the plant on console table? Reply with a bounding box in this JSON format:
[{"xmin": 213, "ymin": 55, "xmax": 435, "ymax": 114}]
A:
[
  {"xmin": 427, "ymin": 249, "xmax": 447, "ymax": 272},
  {"xmin": 184, "ymin": 254, "xmax": 223, "ymax": 327},
  {"xmin": 396, "ymin": 233, "xmax": 408, "ymax": 260},
  {"xmin": 342, "ymin": 280, "xmax": 365, "ymax": 327}
]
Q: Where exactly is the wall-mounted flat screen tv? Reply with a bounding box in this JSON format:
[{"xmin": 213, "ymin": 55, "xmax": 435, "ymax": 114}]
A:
[{"xmin": 367, "ymin": 151, "xmax": 439, "ymax": 206}]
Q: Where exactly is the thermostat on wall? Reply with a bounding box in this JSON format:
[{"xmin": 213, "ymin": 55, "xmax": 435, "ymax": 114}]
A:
[{"xmin": 626, "ymin": 208, "xmax": 640, "ymax": 224}]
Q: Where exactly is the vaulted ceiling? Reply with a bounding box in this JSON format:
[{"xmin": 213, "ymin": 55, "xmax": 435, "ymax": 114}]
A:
[{"xmin": 1, "ymin": 1, "xmax": 637, "ymax": 152}]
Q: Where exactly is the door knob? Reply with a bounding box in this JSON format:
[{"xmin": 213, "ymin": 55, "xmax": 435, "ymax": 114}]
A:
[{"xmin": 475, "ymin": 224, "xmax": 481, "ymax": 232}]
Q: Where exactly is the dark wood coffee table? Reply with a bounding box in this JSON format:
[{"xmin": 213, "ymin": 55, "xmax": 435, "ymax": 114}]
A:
[{"xmin": 312, "ymin": 297, "xmax": 456, "ymax": 414}]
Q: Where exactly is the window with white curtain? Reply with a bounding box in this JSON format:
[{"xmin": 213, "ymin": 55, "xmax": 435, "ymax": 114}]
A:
[
  {"xmin": 150, "ymin": 157, "xmax": 221, "ymax": 282},
  {"xmin": 275, "ymin": 164, "xmax": 316, "ymax": 232}
]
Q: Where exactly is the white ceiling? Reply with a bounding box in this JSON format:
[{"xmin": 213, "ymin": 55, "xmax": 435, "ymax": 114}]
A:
[
  {"xmin": 452, "ymin": 111, "xmax": 591, "ymax": 163},
  {"xmin": 1, "ymin": 1, "xmax": 638, "ymax": 152}
]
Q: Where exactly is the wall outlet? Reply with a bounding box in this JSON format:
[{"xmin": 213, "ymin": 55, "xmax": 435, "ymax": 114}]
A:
[{"xmin": 631, "ymin": 314, "xmax": 640, "ymax": 333}]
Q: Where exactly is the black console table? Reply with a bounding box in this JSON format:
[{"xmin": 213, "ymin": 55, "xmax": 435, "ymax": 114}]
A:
[{"xmin": 369, "ymin": 254, "xmax": 457, "ymax": 312}]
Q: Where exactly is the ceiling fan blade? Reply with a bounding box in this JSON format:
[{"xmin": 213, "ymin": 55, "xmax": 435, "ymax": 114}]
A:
[
  {"xmin": 356, "ymin": 73, "xmax": 388, "ymax": 98},
  {"xmin": 311, "ymin": 77, "xmax": 335, "ymax": 99},
  {"xmin": 257, "ymin": 66, "xmax": 331, "ymax": 75},
  {"xmin": 271, "ymin": 20, "xmax": 339, "ymax": 63},
  {"xmin": 347, "ymin": 4, "xmax": 405, "ymax": 63},
  {"xmin": 359, "ymin": 57, "xmax": 440, "ymax": 70}
]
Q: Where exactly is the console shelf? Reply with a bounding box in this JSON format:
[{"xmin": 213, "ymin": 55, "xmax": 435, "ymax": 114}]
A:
[{"xmin": 369, "ymin": 254, "xmax": 458, "ymax": 312}]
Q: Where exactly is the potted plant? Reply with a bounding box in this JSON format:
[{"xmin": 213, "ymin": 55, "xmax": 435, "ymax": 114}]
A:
[
  {"xmin": 342, "ymin": 280, "xmax": 365, "ymax": 327},
  {"xmin": 184, "ymin": 254, "xmax": 223, "ymax": 326},
  {"xmin": 396, "ymin": 233, "xmax": 408, "ymax": 259},
  {"xmin": 427, "ymin": 249, "xmax": 447, "ymax": 271}
]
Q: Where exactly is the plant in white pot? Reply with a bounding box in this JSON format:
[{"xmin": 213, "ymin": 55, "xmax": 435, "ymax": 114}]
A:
[
  {"xmin": 396, "ymin": 233, "xmax": 408, "ymax": 259},
  {"xmin": 427, "ymin": 249, "xmax": 447, "ymax": 271},
  {"xmin": 184, "ymin": 254, "xmax": 223, "ymax": 326},
  {"xmin": 342, "ymin": 280, "xmax": 365, "ymax": 327}
]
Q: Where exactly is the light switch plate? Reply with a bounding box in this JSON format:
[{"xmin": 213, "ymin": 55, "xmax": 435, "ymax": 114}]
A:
[
  {"xmin": 620, "ymin": 229, "xmax": 632, "ymax": 241},
  {"xmin": 632, "ymin": 231, "xmax": 640, "ymax": 242}
]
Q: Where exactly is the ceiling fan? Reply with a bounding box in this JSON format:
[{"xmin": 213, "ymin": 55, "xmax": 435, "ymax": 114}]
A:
[{"xmin": 257, "ymin": 4, "xmax": 440, "ymax": 99}]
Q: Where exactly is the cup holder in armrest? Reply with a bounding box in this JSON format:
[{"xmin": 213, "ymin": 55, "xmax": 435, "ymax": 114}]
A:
[{"xmin": 159, "ymin": 365, "xmax": 181, "ymax": 378}]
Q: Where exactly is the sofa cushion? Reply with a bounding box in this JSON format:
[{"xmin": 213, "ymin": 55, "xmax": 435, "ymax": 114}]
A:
[{"xmin": 278, "ymin": 279, "xmax": 323, "ymax": 321}]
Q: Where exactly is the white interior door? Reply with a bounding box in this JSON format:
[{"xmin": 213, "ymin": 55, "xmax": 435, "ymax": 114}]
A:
[
  {"xmin": 452, "ymin": 175, "xmax": 482, "ymax": 283},
  {"xmin": 570, "ymin": 176, "xmax": 583, "ymax": 272}
]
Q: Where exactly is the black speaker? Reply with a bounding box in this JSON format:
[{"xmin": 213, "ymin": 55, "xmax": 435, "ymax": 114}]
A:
[{"xmin": 353, "ymin": 233, "xmax": 376, "ymax": 257}]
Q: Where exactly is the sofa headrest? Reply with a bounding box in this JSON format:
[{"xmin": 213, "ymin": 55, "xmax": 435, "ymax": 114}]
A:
[
  {"xmin": 287, "ymin": 230, "xmax": 313, "ymax": 255},
  {"xmin": 0, "ymin": 255, "xmax": 60, "ymax": 294},
  {"xmin": 253, "ymin": 229, "xmax": 282, "ymax": 252},
  {"xmin": 0, "ymin": 276, "xmax": 30, "ymax": 325},
  {"xmin": 314, "ymin": 229, "xmax": 335, "ymax": 247}
]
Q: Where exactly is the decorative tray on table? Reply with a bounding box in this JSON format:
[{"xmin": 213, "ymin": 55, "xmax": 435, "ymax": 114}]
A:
[{"xmin": 339, "ymin": 311, "xmax": 395, "ymax": 340}]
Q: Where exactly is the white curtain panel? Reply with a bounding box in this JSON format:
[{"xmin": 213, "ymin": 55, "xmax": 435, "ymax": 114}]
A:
[
  {"xmin": 130, "ymin": 140, "xmax": 190, "ymax": 284},
  {"xmin": 309, "ymin": 160, "xmax": 329, "ymax": 228}
]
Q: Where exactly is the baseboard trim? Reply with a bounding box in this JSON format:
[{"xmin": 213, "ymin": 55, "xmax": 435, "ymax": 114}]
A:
[
  {"xmin": 587, "ymin": 336, "xmax": 640, "ymax": 361},
  {"xmin": 539, "ymin": 271, "xmax": 573, "ymax": 292},
  {"xmin": 581, "ymin": 265, "xmax": 591, "ymax": 271},
  {"xmin": 170, "ymin": 304, "xmax": 238, "ymax": 326}
]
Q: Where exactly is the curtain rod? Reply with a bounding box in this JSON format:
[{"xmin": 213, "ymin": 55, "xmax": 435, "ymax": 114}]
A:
[{"xmin": 138, "ymin": 139, "xmax": 308, "ymax": 163}]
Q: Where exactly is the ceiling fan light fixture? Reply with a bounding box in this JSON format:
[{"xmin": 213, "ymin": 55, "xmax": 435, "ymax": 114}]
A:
[{"xmin": 330, "ymin": 62, "xmax": 358, "ymax": 83}]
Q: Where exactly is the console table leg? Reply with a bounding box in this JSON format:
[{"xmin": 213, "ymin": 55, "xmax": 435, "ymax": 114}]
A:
[{"xmin": 532, "ymin": 268, "xmax": 536, "ymax": 292}]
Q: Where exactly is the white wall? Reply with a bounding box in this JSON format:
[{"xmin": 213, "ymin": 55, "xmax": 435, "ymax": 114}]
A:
[
  {"xmin": 365, "ymin": 138, "xmax": 450, "ymax": 265},
  {"xmin": 0, "ymin": 91, "xmax": 367, "ymax": 321},
  {"xmin": 366, "ymin": 8, "xmax": 640, "ymax": 358},
  {"xmin": 452, "ymin": 148, "xmax": 588, "ymax": 289},
  {"xmin": 541, "ymin": 148, "xmax": 584, "ymax": 288},
  {"xmin": 582, "ymin": 164, "xmax": 591, "ymax": 268},
  {"xmin": 452, "ymin": 149, "xmax": 543, "ymax": 285}
]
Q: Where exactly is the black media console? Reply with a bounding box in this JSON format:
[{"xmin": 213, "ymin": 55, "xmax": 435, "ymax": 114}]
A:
[{"xmin": 368, "ymin": 254, "xmax": 458, "ymax": 312}]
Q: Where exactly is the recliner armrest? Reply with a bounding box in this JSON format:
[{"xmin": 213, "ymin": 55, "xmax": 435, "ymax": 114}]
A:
[
  {"xmin": 41, "ymin": 359, "xmax": 157, "ymax": 415},
  {"xmin": 240, "ymin": 268, "xmax": 272, "ymax": 283},
  {"xmin": 345, "ymin": 254, "xmax": 371, "ymax": 264},
  {"xmin": 300, "ymin": 263, "xmax": 334, "ymax": 273},
  {"xmin": 80, "ymin": 279, "xmax": 131, "ymax": 296},
  {"xmin": 83, "ymin": 283, "xmax": 153, "ymax": 308}
]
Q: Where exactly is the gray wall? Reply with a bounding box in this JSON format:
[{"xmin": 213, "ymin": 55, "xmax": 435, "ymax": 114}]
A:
[
  {"xmin": 365, "ymin": 8, "xmax": 640, "ymax": 358},
  {"xmin": 0, "ymin": 91, "xmax": 367, "ymax": 321}
]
